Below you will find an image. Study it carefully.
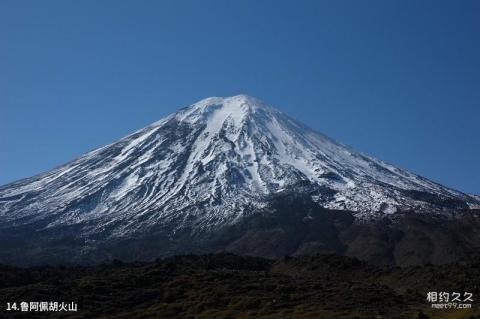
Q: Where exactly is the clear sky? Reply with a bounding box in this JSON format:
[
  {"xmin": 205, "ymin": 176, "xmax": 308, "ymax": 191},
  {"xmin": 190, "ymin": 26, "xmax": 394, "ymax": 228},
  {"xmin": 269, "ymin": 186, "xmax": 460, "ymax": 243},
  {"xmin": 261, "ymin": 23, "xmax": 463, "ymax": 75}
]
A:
[{"xmin": 1, "ymin": 0, "xmax": 479, "ymax": 194}]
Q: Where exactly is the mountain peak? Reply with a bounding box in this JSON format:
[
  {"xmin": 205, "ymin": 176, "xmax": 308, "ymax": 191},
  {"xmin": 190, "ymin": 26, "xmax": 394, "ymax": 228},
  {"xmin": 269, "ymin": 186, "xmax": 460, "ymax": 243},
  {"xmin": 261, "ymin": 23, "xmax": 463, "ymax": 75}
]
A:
[
  {"xmin": 171, "ymin": 94, "xmax": 277, "ymax": 127},
  {"xmin": 195, "ymin": 94, "xmax": 267, "ymax": 108}
]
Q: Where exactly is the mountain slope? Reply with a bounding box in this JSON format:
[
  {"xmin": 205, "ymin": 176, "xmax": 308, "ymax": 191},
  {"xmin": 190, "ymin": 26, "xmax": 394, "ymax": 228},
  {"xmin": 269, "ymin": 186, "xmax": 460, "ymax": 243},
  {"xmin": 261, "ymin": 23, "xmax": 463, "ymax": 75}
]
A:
[{"xmin": 0, "ymin": 95, "xmax": 478, "ymax": 265}]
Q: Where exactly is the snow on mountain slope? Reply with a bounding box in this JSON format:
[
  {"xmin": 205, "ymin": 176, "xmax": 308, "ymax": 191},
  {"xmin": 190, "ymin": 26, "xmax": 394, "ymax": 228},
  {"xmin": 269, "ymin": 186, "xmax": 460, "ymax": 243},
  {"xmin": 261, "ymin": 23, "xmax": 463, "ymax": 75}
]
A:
[{"xmin": 0, "ymin": 95, "xmax": 478, "ymax": 239}]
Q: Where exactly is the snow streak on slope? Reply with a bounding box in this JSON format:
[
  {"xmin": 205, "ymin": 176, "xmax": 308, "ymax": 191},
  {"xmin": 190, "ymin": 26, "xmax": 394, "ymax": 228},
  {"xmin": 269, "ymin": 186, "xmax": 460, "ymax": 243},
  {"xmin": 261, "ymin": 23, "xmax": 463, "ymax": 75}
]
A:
[{"xmin": 0, "ymin": 95, "xmax": 478, "ymax": 239}]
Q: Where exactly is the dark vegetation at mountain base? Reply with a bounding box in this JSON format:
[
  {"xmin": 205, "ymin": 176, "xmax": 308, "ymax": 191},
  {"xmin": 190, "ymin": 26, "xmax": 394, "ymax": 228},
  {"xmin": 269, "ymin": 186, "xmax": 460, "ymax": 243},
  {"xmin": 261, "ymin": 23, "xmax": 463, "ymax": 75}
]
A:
[{"xmin": 0, "ymin": 253, "xmax": 479, "ymax": 319}]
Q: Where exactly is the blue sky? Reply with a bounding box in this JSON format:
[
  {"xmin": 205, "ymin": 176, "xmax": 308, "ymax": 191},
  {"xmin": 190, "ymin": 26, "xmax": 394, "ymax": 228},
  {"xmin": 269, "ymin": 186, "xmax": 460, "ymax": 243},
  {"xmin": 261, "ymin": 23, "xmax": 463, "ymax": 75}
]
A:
[{"xmin": 1, "ymin": 0, "xmax": 479, "ymax": 194}]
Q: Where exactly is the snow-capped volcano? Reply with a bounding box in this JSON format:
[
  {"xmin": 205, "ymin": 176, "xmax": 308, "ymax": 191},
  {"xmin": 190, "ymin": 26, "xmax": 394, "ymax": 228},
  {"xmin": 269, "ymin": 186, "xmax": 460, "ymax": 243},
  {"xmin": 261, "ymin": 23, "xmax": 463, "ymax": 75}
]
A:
[{"xmin": 0, "ymin": 95, "xmax": 478, "ymax": 244}]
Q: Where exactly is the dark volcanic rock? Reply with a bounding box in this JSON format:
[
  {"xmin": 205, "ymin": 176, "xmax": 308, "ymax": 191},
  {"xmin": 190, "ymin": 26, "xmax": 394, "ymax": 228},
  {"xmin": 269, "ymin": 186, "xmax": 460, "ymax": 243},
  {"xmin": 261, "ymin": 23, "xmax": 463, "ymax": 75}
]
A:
[{"xmin": 1, "ymin": 193, "xmax": 480, "ymax": 267}]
